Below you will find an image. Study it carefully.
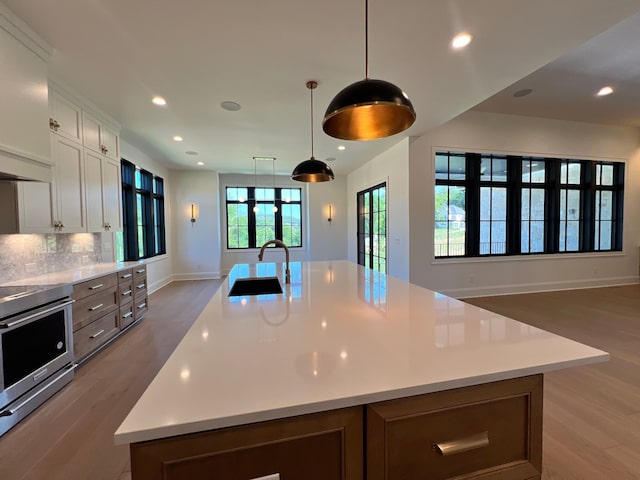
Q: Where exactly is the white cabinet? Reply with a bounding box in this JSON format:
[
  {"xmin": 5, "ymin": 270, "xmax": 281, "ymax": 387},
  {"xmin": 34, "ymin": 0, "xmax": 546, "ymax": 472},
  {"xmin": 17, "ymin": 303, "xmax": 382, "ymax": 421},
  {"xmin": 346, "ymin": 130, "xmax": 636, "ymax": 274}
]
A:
[
  {"xmin": 0, "ymin": 181, "xmax": 54, "ymax": 234},
  {"xmin": 85, "ymin": 150, "xmax": 122, "ymax": 232},
  {"xmin": 49, "ymin": 90, "xmax": 83, "ymax": 144},
  {"xmin": 51, "ymin": 135, "xmax": 86, "ymax": 233},
  {"xmin": 83, "ymin": 111, "xmax": 119, "ymax": 161},
  {"xmin": 0, "ymin": 9, "xmax": 51, "ymax": 181}
]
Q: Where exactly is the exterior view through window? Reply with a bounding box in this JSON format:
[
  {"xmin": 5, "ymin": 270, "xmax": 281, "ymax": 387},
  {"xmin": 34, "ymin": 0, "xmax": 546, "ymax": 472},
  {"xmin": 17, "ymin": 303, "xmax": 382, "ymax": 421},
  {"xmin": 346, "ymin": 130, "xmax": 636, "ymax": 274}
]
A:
[
  {"xmin": 357, "ymin": 183, "xmax": 387, "ymax": 273},
  {"xmin": 225, "ymin": 187, "xmax": 302, "ymax": 249},
  {"xmin": 434, "ymin": 151, "xmax": 624, "ymax": 258}
]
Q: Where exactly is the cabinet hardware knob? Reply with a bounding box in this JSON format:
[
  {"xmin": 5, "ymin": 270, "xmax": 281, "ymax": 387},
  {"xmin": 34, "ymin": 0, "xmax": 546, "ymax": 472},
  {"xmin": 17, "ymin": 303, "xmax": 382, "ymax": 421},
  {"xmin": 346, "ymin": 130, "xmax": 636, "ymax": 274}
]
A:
[
  {"xmin": 89, "ymin": 283, "xmax": 104, "ymax": 290},
  {"xmin": 90, "ymin": 329, "xmax": 105, "ymax": 339},
  {"xmin": 49, "ymin": 118, "xmax": 60, "ymax": 131},
  {"xmin": 433, "ymin": 431, "xmax": 489, "ymax": 456},
  {"xmin": 89, "ymin": 303, "xmax": 104, "ymax": 311}
]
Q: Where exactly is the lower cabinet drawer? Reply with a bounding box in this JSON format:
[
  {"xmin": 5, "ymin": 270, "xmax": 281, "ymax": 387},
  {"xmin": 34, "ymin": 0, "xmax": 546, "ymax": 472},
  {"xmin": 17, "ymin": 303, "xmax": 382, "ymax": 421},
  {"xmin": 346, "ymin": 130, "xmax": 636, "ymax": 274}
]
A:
[
  {"xmin": 134, "ymin": 295, "xmax": 148, "ymax": 319},
  {"xmin": 130, "ymin": 407, "xmax": 363, "ymax": 480},
  {"xmin": 366, "ymin": 375, "xmax": 543, "ymax": 480},
  {"xmin": 72, "ymin": 287, "xmax": 118, "ymax": 331},
  {"xmin": 120, "ymin": 303, "xmax": 135, "ymax": 330},
  {"xmin": 74, "ymin": 311, "xmax": 119, "ymax": 360}
]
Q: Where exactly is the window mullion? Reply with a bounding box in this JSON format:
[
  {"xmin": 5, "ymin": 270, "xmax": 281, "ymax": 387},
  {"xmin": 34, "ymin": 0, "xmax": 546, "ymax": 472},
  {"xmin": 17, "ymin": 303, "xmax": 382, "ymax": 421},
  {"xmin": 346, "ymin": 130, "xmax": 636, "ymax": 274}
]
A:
[{"xmin": 466, "ymin": 153, "xmax": 481, "ymax": 256}]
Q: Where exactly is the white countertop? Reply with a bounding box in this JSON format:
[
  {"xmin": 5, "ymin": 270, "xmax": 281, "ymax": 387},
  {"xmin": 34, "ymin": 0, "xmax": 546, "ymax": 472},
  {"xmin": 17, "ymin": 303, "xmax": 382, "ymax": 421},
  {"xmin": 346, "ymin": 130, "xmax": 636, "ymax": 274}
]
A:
[
  {"xmin": 114, "ymin": 260, "xmax": 608, "ymax": 445},
  {"xmin": 0, "ymin": 261, "xmax": 147, "ymax": 286}
]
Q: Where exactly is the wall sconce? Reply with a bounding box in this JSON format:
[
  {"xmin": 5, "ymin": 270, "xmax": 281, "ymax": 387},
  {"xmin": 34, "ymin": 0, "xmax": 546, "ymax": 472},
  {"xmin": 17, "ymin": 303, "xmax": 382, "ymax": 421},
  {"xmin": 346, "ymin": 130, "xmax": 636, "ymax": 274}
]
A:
[
  {"xmin": 190, "ymin": 203, "xmax": 198, "ymax": 227},
  {"xmin": 328, "ymin": 205, "xmax": 333, "ymax": 225}
]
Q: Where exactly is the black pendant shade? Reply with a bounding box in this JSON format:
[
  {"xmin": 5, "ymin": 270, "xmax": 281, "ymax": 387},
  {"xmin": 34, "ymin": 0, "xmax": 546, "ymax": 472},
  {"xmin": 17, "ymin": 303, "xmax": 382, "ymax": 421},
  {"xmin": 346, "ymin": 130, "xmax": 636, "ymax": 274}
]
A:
[
  {"xmin": 291, "ymin": 80, "xmax": 335, "ymax": 183},
  {"xmin": 291, "ymin": 157, "xmax": 334, "ymax": 183},
  {"xmin": 322, "ymin": 78, "xmax": 416, "ymax": 141}
]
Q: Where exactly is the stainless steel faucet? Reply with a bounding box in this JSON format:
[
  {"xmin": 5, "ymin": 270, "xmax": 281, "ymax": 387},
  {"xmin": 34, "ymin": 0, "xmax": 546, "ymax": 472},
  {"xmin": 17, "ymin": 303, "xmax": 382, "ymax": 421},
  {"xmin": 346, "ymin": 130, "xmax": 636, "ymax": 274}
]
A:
[{"xmin": 258, "ymin": 239, "xmax": 290, "ymax": 284}]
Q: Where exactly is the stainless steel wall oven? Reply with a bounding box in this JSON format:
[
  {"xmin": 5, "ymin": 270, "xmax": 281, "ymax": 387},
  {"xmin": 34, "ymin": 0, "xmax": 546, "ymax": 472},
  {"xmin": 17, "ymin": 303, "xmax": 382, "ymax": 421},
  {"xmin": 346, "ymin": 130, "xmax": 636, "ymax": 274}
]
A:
[{"xmin": 0, "ymin": 283, "xmax": 74, "ymax": 436}]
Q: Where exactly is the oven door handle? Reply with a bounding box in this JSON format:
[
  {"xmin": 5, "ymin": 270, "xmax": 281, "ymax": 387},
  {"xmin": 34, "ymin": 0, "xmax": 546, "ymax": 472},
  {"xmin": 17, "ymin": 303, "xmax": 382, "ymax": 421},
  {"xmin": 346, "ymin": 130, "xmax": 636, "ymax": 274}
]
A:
[
  {"xmin": 0, "ymin": 299, "xmax": 75, "ymax": 329},
  {"xmin": 0, "ymin": 364, "xmax": 75, "ymax": 417}
]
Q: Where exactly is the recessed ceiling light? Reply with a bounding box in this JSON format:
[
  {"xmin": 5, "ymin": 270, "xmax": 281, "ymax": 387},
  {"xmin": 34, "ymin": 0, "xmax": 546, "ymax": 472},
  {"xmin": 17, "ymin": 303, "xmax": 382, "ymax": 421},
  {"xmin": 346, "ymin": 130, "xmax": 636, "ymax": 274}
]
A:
[
  {"xmin": 596, "ymin": 86, "xmax": 614, "ymax": 97},
  {"xmin": 221, "ymin": 101, "xmax": 241, "ymax": 111},
  {"xmin": 173, "ymin": 135, "xmax": 183, "ymax": 142},
  {"xmin": 152, "ymin": 96, "xmax": 167, "ymax": 106},
  {"xmin": 185, "ymin": 151, "xmax": 199, "ymax": 155},
  {"xmin": 337, "ymin": 145, "xmax": 346, "ymax": 151},
  {"xmin": 196, "ymin": 161, "xmax": 204, "ymax": 166},
  {"xmin": 513, "ymin": 88, "xmax": 533, "ymax": 98},
  {"xmin": 451, "ymin": 32, "xmax": 473, "ymax": 50}
]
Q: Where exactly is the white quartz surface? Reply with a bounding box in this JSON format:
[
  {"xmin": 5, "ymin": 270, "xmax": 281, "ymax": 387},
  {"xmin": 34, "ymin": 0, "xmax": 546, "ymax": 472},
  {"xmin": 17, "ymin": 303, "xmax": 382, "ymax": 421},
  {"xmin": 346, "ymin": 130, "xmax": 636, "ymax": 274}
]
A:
[
  {"xmin": 115, "ymin": 260, "xmax": 608, "ymax": 445},
  {"xmin": 0, "ymin": 261, "xmax": 146, "ymax": 286}
]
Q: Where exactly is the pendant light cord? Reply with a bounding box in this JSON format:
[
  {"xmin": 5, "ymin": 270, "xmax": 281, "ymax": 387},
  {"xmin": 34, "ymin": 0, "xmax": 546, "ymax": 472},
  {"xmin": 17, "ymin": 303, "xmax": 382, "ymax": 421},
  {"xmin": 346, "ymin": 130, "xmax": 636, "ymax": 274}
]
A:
[
  {"xmin": 365, "ymin": 0, "xmax": 369, "ymax": 79},
  {"xmin": 310, "ymin": 84, "xmax": 315, "ymax": 159}
]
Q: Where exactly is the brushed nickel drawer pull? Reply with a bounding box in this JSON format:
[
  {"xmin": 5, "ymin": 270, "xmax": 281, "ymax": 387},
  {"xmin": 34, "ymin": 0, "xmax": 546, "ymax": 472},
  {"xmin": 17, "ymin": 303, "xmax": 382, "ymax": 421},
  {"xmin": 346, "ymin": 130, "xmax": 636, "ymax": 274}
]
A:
[
  {"xmin": 90, "ymin": 329, "xmax": 105, "ymax": 339},
  {"xmin": 250, "ymin": 474, "xmax": 280, "ymax": 480},
  {"xmin": 136, "ymin": 269, "xmax": 146, "ymax": 274},
  {"xmin": 120, "ymin": 273, "xmax": 132, "ymax": 279},
  {"xmin": 89, "ymin": 303, "xmax": 104, "ymax": 311},
  {"xmin": 122, "ymin": 290, "xmax": 132, "ymax": 296},
  {"xmin": 433, "ymin": 431, "xmax": 489, "ymax": 456},
  {"xmin": 89, "ymin": 283, "xmax": 104, "ymax": 290},
  {"xmin": 136, "ymin": 284, "xmax": 145, "ymax": 289},
  {"xmin": 137, "ymin": 302, "xmax": 146, "ymax": 309},
  {"xmin": 122, "ymin": 311, "xmax": 133, "ymax": 319}
]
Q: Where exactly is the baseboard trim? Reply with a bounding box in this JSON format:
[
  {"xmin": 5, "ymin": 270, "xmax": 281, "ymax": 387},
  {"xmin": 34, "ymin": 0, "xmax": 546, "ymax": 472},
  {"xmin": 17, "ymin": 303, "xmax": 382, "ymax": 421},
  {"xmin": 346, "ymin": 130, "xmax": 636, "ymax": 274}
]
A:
[{"xmin": 442, "ymin": 275, "xmax": 640, "ymax": 299}]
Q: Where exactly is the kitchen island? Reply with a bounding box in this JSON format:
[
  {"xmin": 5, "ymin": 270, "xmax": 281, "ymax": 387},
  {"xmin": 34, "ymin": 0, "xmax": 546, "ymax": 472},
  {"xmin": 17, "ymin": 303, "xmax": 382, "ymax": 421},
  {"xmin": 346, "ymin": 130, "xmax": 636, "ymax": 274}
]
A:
[{"xmin": 115, "ymin": 261, "xmax": 607, "ymax": 479}]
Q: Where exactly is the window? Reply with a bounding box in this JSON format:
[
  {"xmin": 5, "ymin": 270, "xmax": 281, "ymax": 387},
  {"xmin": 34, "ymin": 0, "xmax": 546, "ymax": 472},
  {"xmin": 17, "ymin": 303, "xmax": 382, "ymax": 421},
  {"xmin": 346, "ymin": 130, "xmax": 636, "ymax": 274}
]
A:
[
  {"xmin": 434, "ymin": 151, "xmax": 624, "ymax": 258},
  {"xmin": 225, "ymin": 187, "xmax": 302, "ymax": 249},
  {"xmin": 357, "ymin": 183, "xmax": 387, "ymax": 273},
  {"xmin": 116, "ymin": 159, "xmax": 166, "ymax": 261}
]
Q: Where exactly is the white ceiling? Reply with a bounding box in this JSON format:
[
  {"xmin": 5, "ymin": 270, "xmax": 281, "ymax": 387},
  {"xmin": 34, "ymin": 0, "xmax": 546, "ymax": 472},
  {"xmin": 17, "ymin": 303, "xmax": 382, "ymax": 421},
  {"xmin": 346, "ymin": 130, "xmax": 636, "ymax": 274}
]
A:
[{"xmin": 4, "ymin": 0, "xmax": 640, "ymax": 176}]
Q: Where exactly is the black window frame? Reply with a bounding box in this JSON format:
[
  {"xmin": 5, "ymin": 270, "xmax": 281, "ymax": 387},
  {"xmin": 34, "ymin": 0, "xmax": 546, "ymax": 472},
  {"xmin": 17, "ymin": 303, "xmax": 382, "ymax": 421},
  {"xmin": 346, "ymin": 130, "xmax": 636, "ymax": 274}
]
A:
[
  {"xmin": 225, "ymin": 186, "xmax": 302, "ymax": 249},
  {"xmin": 434, "ymin": 151, "xmax": 624, "ymax": 259},
  {"xmin": 121, "ymin": 159, "xmax": 166, "ymax": 261}
]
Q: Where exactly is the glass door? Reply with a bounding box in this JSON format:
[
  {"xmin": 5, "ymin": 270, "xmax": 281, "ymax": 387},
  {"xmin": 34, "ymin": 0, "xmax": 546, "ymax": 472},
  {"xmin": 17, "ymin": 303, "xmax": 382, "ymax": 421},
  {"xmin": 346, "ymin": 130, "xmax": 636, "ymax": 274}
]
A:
[{"xmin": 357, "ymin": 183, "xmax": 387, "ymax": 273}]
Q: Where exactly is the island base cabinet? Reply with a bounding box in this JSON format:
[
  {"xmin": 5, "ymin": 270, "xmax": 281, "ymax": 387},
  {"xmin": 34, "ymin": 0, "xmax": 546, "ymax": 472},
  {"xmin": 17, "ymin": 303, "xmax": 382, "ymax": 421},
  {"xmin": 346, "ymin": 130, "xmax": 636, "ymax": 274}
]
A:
[
  {"xmin": 366, "ymin": 374, "xmax": 543, "ymax": 480},
  {"xmin": 130, "ymin": 407, "xmax": 363, "ymax": 480}
]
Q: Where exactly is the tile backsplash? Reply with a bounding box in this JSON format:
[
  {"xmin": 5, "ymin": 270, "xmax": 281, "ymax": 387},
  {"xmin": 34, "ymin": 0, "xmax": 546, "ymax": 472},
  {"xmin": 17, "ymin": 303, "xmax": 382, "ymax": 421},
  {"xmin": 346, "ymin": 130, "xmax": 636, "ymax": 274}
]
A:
[{"xmin": 0, "ymin": 233, "xmax": 106, "ymax": 283}]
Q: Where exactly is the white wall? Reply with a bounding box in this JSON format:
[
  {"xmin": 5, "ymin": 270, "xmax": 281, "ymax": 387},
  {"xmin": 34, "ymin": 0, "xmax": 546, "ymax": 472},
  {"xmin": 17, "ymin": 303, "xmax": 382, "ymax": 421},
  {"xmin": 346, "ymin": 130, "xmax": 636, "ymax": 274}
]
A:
[
  {"xmin": 119, "ymin": 139, "xmax": 173, "ymax": 293},
  {"xmin": 170, "ymin": 170, "xmax": 221, "ymax": 280},
  {"xmin": 409, "ymin": 110, "xmax": 640, "ymax": 297},
  {"xmin": 219, "ymin": 173, "xmax": 348, "ymax": 274},
  {"xmin": 347, "ymin": 139, "xmax": 410, "ymax": 281}
]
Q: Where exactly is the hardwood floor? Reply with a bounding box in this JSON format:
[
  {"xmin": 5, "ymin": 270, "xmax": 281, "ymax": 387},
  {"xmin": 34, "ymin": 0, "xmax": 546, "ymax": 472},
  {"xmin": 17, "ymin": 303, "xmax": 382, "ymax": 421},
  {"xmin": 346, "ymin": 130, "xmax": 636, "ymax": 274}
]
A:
[
  {"xmin": 0, "ymin": 281, "xmax": 638, "ymax": 479},
  {"xmin": 465, "ymin": 284, "xmax": 640, "ymax": 480},
  {"xmin": 0, "ymin": 279, "xmax": 223, "ymax": 480}
]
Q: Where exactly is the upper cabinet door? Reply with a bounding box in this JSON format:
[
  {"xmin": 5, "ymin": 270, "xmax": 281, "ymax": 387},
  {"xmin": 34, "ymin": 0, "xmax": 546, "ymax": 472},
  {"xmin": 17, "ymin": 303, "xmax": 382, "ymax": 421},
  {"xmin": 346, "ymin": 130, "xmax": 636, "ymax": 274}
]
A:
[
  {"xmin": 82, "ymin": 111, "xmax": 102, "ymax": 154},
  {"xmin": 101, "ymin": 124, "xmax": 119, "ymax": 161},
  {"xmin": 49, "ymin": 90, "xmax": 82, "ymax": 144}
]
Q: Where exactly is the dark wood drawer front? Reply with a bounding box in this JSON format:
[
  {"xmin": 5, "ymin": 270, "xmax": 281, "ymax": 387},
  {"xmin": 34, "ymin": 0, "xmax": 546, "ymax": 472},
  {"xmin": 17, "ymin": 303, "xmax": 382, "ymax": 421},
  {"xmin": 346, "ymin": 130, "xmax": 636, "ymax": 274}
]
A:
[
  {"xmin": 118, "ymin": 268, "xmax": 134, "ymax": 283},
  {"xmin": 134, "ymin": 295, "xmax": 148, "ymax": 320},
  {"xmin": 120, "ymin": 303, "xmax": 135, "ymax": 330},
  {"xmin": 74, "ymin": 310, "xmax": 119, "ymax": 360},
  {"xmin": 119, "ymin": 281, "xmax": 134, "ymax": 305},
  {"xmin": 73, "ymin": 273, "xmax": 117, "ymax": 300},
  {"xmin": 133, "ymin": 266, "xmax": 147, "ymax": 281},
  {"xmin": 131, "ymin": 407, "xmax": 363, "ymax": 480},
  {"xmin": 72, "ymin": 287, "xmax": 118, "ymax": 331},
  {"xmin": 367, "ymin": 375, "xmax": 543, "ymax": 480}
]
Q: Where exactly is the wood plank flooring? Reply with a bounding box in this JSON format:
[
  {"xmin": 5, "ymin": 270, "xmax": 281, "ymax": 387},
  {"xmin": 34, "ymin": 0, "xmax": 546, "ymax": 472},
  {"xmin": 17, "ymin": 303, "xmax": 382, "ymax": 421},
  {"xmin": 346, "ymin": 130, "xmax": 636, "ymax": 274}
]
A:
[
  {"xmin": 0, "ymin": 279, "xmax": 223, "ymax": 480},
  {"xmin": 0, "ymin": 281, "xmax": 638, "ymax": 479},
  {"xmin": 465, "ymin": 284, "xmax": 640, "ymax": 479}
]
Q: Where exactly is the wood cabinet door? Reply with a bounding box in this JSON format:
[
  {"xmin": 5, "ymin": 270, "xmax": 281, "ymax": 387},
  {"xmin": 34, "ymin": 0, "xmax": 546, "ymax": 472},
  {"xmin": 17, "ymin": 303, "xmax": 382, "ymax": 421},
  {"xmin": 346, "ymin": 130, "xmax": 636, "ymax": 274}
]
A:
[{"xmin": 131, "ymin": 407, "xmax": 363, "ymax": 480}]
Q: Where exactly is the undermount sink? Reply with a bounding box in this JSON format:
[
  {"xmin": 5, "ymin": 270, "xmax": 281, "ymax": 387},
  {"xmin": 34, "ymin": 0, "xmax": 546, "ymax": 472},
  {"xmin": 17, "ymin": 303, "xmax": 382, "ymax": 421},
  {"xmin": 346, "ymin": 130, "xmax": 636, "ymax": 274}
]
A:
[{"xmin": 228, "ymin": 276, "xmax": 283, "ymax": 297}]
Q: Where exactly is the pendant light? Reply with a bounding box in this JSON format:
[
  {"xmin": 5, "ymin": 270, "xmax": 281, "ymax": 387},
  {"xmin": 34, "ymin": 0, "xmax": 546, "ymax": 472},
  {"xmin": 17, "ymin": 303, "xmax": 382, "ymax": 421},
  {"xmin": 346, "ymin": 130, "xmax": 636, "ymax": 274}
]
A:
[
  {"xmin": 292, "ymin": 81, "xmax": 335, "ymax": 183},
  {"xmin": 322, "ymin": 0, "xmax": 415, "ymax": 141}
]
